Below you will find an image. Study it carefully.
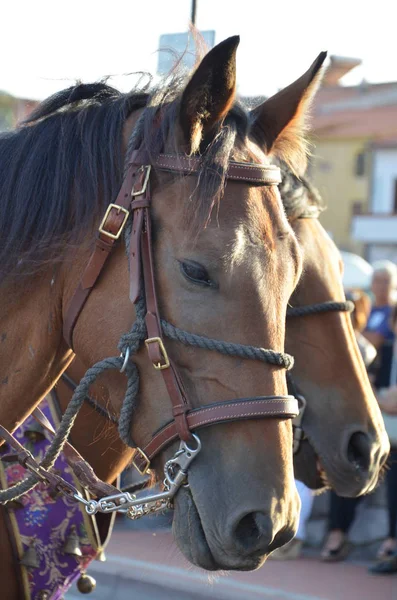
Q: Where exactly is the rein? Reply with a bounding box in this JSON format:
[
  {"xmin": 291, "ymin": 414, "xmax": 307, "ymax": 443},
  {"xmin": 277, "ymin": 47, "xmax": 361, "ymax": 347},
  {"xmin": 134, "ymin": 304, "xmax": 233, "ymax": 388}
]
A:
[{"xmin": 0, "ymin": 149, "xmax": 300, "ymax": 518}]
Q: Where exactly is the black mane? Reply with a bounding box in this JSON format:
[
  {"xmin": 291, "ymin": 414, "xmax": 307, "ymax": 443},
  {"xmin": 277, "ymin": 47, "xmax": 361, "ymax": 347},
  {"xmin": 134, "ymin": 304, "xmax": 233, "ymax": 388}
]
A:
[
  {"xmin": 0, "ymin": 82, "xmax": 151, "ymax": 281},
  {"xmin": 277, "ymin": 160, "xmax": 324, "ymax": 220}
]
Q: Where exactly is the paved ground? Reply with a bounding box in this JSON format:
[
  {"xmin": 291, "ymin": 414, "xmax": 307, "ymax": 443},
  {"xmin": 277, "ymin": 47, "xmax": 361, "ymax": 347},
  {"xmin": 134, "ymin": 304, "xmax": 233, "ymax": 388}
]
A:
[{"xmin": 65, "ymin": 517, "xmax": 397, "ymax": 600}]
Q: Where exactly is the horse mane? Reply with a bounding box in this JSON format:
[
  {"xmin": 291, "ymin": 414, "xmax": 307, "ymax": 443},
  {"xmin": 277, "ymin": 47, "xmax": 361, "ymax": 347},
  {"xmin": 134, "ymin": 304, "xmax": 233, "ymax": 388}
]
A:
[
  {"xmin": 0, "ymin": 80, "xmax": 152, "ymax": 281},
  {"xmin": 277, "ymin": 160, "xmax": 325, "ymax": 220}
]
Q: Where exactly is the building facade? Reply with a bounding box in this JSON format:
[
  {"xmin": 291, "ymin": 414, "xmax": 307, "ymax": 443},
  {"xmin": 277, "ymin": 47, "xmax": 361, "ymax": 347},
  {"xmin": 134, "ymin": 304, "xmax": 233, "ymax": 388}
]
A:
[{"xmin": 308, "ymin": 56, "xmax": 397, "ymax": 259}]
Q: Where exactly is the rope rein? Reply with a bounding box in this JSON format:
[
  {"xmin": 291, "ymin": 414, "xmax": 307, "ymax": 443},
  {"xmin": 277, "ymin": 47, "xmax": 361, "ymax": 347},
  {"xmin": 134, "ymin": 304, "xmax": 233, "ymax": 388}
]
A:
[{"xmin": 287, "ymin": 300, "xmax": 354, "ymax": 318}]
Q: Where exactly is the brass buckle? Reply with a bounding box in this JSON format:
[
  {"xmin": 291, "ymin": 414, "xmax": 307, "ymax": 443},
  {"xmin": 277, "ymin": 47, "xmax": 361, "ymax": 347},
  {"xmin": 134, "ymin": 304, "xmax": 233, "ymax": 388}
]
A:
[
  {"xmin": 131, "ymin": 165, "xmax": 152, "ymax": 197},
  {"xmin": 145, "ymin": 337, "xmax": 170, "ymax": 370},
  {"xmin": 132, "ymin": 447, "xmax": 151, "ymax": 475},
  {"xmin": 98, "ymin": 204, "xmax": 129, "ymax": 240}
]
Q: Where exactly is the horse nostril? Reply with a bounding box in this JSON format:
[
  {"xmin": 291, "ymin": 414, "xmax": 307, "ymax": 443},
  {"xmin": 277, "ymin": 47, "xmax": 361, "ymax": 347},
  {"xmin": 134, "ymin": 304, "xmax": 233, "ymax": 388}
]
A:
[
  {"xmin": 233, "ymin": 512, "xmax": 272, "ymax": 555},
  {"xmin": 346, "ymin": 431, "xmax": 372, "ymax": 473}
]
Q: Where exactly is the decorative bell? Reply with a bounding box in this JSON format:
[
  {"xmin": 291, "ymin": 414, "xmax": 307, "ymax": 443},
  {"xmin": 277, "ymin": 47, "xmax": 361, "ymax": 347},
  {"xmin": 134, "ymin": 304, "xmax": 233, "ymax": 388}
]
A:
[
  {"xmin": 36, "ymin": 592, "xmax": 49, "ymax": 600},
  {"xmin": 24, "ymin": 422, "xmax": 45, "ymax": 442},
  {"xmin": 63, "ymin": 525, "xmax": 83, "ymax": 558},
  {"xmin": 76, "ymin": 573, "xmax": 96, "ymax": 594},
  {"xmin": 20, "ymin": 541, "xmax": 40, "ymax": 569}
]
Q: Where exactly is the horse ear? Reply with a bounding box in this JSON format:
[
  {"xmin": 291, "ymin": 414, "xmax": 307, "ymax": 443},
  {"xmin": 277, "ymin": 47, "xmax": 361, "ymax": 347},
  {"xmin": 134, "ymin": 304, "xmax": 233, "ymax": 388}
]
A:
[
  {"xmin": 180, "ymin": 35, "xmax": 239, "ymax": 154},
  {"xmin": 250, "ymin": 51, "xmax": 327, "ymax": 175}
]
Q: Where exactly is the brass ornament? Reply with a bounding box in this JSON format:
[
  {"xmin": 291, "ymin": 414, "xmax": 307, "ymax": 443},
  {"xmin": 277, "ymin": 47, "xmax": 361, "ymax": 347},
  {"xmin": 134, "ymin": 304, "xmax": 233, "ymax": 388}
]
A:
[{"xmin": 76, "ymin": 573, "xmax": 97, "ymax": 594}]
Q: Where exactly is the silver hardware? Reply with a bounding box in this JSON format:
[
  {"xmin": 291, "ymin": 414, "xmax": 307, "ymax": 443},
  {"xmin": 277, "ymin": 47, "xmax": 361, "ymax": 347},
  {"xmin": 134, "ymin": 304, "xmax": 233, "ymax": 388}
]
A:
[
  {"xmin": 119, "ymin": 347, "xmax": 130, "ymax": 373},
  {"xmin": 81, "ymin": 434, "xmax": 201, "ymax": 519},
  {"xmin": 292, "ymin": 394, "xmax": 307, "ymax": 455}
]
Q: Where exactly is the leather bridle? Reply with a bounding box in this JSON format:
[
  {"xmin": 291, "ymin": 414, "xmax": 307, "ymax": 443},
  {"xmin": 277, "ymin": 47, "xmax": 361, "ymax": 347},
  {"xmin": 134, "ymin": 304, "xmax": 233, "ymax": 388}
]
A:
[
  {"xmin": 0, "ymin": 148, "xmax": 302, "ymax": 517},
  {"xmin": 63, "ymin": 149, "xmax": 299, "ymax": 472}
]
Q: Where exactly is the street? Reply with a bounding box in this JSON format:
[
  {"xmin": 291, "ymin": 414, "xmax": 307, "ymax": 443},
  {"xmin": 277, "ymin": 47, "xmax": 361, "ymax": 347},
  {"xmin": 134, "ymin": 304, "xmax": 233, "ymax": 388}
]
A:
[{"xmin": 65, "ymin": 518, "xmax": 397, "ymax": 600}]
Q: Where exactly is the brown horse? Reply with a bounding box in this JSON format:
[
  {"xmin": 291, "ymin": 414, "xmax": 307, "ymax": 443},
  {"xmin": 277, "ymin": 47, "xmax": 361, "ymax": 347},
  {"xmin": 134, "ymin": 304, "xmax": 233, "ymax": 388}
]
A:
[
  {"xmin": 0, "ymin": 37, "xmax": 326, "ymax": 574},
  {"xmin": 0, "ymin": 157, "xmax": 389, "ymax": 599},
  {"xmin": 277, "ymin": 166, "xmax": 388, "ymax": 496},
  {"xmin": 52, "ymin": 171, "xmax": 389, "ymax": 497},
  {"xmin": 49, "ymin": 170, "xmax": 389, "ymax": 500}
]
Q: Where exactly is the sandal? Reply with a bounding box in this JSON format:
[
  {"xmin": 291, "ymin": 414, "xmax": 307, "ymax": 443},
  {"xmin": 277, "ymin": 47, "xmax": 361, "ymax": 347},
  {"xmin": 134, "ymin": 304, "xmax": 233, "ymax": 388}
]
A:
[
  {"xmin": 377, "ymin": 538, "xmax": 397, "ymax": 560},
  {"xmin": 321, "ymin": 532, "xmax": 351, "ymax": 562},
  {"xmin": 369, "ymin": 554, "xmax": 397, "ymax": 575}
]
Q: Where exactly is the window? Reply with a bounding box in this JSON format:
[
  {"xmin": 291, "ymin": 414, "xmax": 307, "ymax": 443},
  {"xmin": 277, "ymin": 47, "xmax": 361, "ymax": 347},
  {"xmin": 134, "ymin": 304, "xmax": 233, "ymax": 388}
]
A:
[{"xmin": 355, "ymin": 152, "xmax": 365, "ymax": 177}]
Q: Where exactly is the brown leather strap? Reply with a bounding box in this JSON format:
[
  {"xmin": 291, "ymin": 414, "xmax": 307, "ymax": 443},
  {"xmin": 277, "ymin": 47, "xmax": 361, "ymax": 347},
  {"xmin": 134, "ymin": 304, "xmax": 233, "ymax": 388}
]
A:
[
  {"xmin": 137, "ymin": 180, "xmax": 192, "ymax": 442},
  {"xmin": 63, "ymin": 164, "xmax": 148, "ymax": 349},
  {"xmin": 133, "ymin": 395, "xmax": 299, "ymax": 472},
  {"xmin": 129, "ymin": 151, "xmax": 282, "ymax": 185}
]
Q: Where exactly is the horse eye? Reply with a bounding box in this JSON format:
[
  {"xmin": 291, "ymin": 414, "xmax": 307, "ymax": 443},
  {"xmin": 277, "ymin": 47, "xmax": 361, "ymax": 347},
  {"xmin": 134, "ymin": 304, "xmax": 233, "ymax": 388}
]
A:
[{"xmin": 180, "ymin": 260, "xmax": 214, "ymax": 287}]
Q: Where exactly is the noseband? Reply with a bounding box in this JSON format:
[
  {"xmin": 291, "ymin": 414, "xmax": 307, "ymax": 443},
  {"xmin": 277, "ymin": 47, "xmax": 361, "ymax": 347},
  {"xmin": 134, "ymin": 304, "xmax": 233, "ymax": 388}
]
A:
[{"xmin": 0, "ymin": 149, "xmax": 300, "ymax": 518}]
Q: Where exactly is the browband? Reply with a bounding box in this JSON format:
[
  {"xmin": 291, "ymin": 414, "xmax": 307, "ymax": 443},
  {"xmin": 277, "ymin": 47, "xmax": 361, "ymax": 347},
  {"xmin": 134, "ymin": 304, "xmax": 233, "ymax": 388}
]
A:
[{"xmin": 128, "ymin": 151, "xmax": 282, "ymax": 185}]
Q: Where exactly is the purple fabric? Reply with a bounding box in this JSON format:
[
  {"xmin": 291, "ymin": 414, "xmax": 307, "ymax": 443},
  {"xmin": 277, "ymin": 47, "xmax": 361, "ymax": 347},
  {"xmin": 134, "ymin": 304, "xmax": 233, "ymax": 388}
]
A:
[{"xmin": 2, "ymin": 398, "xmax": 98, "ymax": 599}]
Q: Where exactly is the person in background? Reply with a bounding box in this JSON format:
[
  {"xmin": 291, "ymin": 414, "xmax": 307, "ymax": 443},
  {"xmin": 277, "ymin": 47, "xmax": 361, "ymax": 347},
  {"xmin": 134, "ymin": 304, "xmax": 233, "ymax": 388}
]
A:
[
  {"xmin": 321, "ymin": 289, "xmax": 377, "ymax": 561},
  {"xmin": 369, "ymin": 303, "xmax": 397, "ymax": 574},
  {"xmin": 364, "ymin": 261, "xmax": 397, "ymax": 388},
  {"xmin": 363, "ymin": 261, "xmax": 397, "ymax": 563},
  {"xmin": 269, "ymin": 480, "xmax": 314, "ymax": 560}
]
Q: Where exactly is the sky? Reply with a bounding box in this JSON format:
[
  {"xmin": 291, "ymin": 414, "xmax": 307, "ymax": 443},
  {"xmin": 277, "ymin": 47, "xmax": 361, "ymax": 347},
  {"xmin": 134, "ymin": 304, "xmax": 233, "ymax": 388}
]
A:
[{"xmin": 2, "ymin": 0, "xmax": 396, "ymax": 101}]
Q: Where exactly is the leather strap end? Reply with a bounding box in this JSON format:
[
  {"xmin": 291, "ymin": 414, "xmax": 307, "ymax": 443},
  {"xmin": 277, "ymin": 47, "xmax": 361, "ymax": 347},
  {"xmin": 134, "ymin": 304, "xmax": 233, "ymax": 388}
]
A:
[{"xmin": 129, "ymin": 208, "xmax": 145, "ymax": 303}]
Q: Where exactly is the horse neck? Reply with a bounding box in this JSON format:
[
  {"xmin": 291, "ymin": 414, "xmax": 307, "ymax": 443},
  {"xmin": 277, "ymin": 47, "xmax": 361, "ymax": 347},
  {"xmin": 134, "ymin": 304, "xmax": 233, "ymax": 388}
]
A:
[
  {"xmin": 0, "ymin": 270, "xmax": 72, "ymax": 432},
  {"xmin": 55, "ymin": 365, "xmax": 133, "ymax": 484}
]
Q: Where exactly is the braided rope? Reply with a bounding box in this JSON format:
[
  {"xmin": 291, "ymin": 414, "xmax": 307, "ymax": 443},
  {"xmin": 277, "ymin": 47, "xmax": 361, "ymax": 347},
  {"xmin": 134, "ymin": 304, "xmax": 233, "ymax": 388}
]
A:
[
  {"xmin": 161, "ymin": 320, "xmax": 294, "ymax": 370},
  {"xmin": 287, "ymin": 300, "xmax": 354, "ymax": 318},
  {"xmin": 0, "ymin": 357, "xmax": 134, "ymax": 502}
]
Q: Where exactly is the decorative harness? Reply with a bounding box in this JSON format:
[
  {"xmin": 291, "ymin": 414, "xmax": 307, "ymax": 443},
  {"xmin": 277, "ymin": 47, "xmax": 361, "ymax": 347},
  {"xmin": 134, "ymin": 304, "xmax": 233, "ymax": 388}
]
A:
[{"xmin": 0, "ymin": 149, "xmax": 301, "ymax": 520}]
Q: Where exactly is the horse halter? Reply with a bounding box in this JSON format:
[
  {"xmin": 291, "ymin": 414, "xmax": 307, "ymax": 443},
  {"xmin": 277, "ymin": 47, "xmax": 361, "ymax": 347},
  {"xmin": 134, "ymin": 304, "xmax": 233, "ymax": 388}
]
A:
[
  {"xmin": 64, "ymin": 147, "xmax": 298, "ymax": 456},
  {"xmin": 0, "ymin": 148, "xmax": 300, "ymax": 519}
]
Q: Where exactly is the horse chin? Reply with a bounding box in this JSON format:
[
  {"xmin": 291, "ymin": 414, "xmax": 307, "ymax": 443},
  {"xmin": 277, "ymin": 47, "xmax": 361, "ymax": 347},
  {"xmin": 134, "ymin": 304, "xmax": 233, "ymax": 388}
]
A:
[
  {"xmin": 172, "ymin": 488, "xmax": 267, "ymax": 572},
  {"xmin": 293, "ymin": 439, "xmax": 328, "ymax": 492}
]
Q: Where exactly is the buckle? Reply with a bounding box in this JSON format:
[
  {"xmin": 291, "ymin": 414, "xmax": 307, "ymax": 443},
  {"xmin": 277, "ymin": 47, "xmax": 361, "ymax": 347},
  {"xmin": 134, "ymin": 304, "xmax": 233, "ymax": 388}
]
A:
[
  {"xmin": 132, "ymin": 447, "xmax": 151, "ymax": 475},
  {"xmin": 145, "ymin": 337, "xmax": 170, "ymax": 370},
  {"xmin": 98, "ymin": 204, "xmax": 130, "ymax": 240},
  {"xmin": 131, "ymin": 165, "xmax": 151, "ymax": 197}
]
